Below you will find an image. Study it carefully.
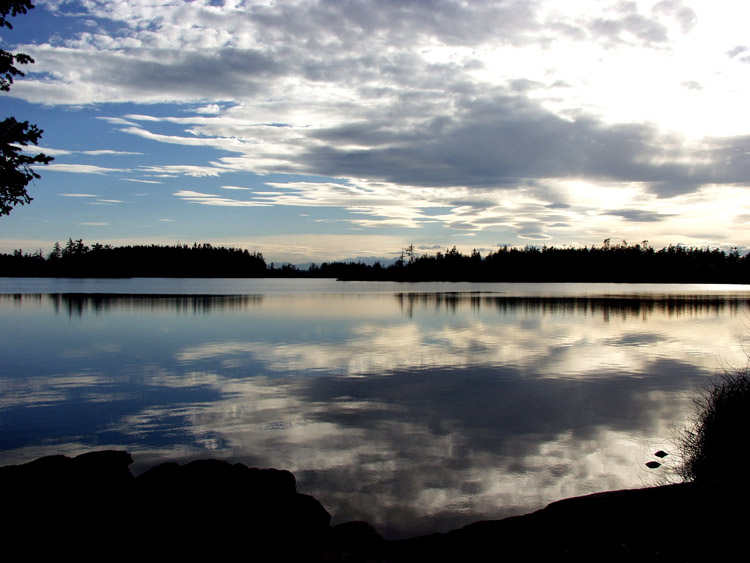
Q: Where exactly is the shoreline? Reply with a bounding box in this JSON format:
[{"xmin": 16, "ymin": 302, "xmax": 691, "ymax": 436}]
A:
[{"xmin": 2, "ymin": 450, "xmax": 747, "ymax": 561}]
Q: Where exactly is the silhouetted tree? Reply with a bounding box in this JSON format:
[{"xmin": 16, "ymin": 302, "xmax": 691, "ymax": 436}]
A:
[
  {"xmin": 63, "ymin": 238, "xmax": 89, "ymax": 257},
  {"xmin": 0, "ymin": 0, "xmax": 52, "ymax": 216},
  {"xmin": 403, "ymin": 243, "xmax": 416, "ymax": 264},
  {"xmin": 47, "ymin": 241, "xmax": 61, "ymax": 261}
]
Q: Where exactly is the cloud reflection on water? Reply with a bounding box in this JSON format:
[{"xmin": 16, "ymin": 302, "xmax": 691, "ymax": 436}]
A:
[{"xmin": 1, "ymin": 289, "xmax": 748, "ymax": 538}]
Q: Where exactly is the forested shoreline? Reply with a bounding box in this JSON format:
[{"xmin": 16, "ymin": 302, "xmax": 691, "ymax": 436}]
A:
[{"xmin": 1, "ymin": 238, "xmax": 749, "ymax": 283}]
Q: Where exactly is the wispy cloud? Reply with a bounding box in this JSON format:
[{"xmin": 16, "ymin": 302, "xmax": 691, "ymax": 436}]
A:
[
  {"xmin": 89, "ymin": 199, "xmax": 124, "ymax": 205},
  {"xmin": 47, "ymin": 164, "xmax": 124, "ymax": 175},
  {"xmin": 140, "ymin": 165, "xmax": 224, "ymax": 177},
  {"xmin": 82, "ymin": 150, "xmax": 142, "ymax": 156},
  {"xmin": 173, "ymin": 190, "xmax": 270, "ymax": 207}
]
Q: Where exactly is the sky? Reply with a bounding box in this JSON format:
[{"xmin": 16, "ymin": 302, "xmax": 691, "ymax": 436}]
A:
[{"xmin": 2, "ymin": 0, "xmax": 750, "ymax": 264}]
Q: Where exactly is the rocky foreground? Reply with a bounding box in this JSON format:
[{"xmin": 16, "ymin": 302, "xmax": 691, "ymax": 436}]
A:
[{"xmin": 1, "ymin": 450, "xmax": 748, "ymax": 561}]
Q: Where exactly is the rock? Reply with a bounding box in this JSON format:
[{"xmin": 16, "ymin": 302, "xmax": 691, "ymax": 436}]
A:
[
  {"xmin": 0, "ymin": 450, "xmax": 136, "ymax": 561},
  {"xmin": 134, "ymin": 457, "xmax": 331, "ymax": 558},
  {"xmin": 0, "ymin": 451, "xmax": 332, "ymax": 561},
  {"xmin": 388, "ymin": 482, "xmax": 750, "ymax": 562},
  {"xmin": 330, "ymin": 520, "xmax": 387, "ymax": 555},
  {"xmin": 6, "ymin": 450, "xmax": 748, "ymax": 562}
]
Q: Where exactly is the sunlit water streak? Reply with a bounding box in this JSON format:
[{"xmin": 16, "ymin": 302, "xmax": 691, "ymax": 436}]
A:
[{"xmin": 1, "ymin": 278, "xmax": 749, "ymax": 538}]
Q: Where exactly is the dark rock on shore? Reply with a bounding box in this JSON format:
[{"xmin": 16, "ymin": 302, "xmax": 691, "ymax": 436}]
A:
[
  {"xmin": 391, "ymin": 481, "xmax": 750, "ymax": 562},
  {"xmin": 0, "ymin": 451, "xmax": 332, "ymax": 561},
  {"xmin": 2, "ymin": 450, "xmax": 749, "ymax": 561}
]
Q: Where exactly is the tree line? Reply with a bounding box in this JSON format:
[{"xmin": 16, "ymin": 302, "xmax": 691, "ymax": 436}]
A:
[
  {"xmin": 0, "ymin": 240, "xmax": 267, "ymax": 278},
  {"xmin": 313, "ymin": 240, "xmax": 749, "ymax": 283},
  {"xmin": 1, "ymin": 238, "xmax": 750, "ymax": 283}
]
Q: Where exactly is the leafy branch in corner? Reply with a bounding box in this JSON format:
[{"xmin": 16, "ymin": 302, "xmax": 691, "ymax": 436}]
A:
[
  {"xmin": 0, "ymin": 0, "xmax": 52, "ymax": 216},
  {"xmin": 0, "ymin": 117, "xmax": 52, "ymax": 214}
]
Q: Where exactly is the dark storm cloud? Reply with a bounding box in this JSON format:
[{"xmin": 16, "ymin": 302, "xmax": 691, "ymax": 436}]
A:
[{"xmin": 296, "ymin": 92, "xmax": 735, "ymax": 197}]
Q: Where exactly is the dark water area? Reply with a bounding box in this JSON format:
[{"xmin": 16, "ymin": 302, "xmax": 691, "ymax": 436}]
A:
[{"xmin": 1, "ymin": 278, "xmax": 749, "ymax": 539}]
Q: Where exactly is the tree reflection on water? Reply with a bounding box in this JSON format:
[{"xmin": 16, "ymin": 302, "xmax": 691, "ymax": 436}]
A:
[{"xmin": 1, "ymin": 283, "xmax": 748, "ymax": 538}]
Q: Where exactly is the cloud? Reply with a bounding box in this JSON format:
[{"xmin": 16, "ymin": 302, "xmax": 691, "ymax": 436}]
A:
[
  {"xmin": 47, "ymin": 164, "xmax": 124, "ymax": 174},
  {"xmin": 17, "ymin": 46, "xmax": 285, "ymax": 104},
  {"xmin": 173, "ymin": 189, "xmax": 270, "ymax": 207},
  {"xmin": 97, "ymin": 116, "xmax": 139, "ymax": 126},
  {"xmin": 140, "ymin": 165, "xmax": 224, "ymax": 177},
  {"xmin": 123, "ymin": 178, "xmax": 163, "ymax": 184},
  {"xmin": 280, "ymin": 94, "xmax": 728, "ymax": 198},
  {"xmin": 89, "ymin": 82, "xmax": 747, "ymax": 207},
  {"xmin": 81, "ymin": 150, "xmax": 142, "ymax": 156},
  {"xmin": 652, "ymin": 0, "xmax": 697, "ymax": 33},
  {"xmin": 34, "ymin": 147, "xmax": 142, "ymax": 157},
  {"xmin": 13, "ymin": 0, "xmax": 699, "ymax": 110},
  {"xmin": 194, "ymin": 104, "xmax": 226, "ymax": 115},
  {"xmin": 517, "ymin": 223, "xmax": 553, "ymax": 241},
  {"xmin": 90, "ymin": 199, "xmax": 124, "ymax": 204},
  {"xmin": 727, "ymin": 45, "xmax": 749, "ymax": 59},
  {"xmin": 6, "ymin": 0, "xmax": 750, "ymax": 254},
  {"xmin": 119, "ymin": 126, "xmax": 248, "ymax": 151},
  {"xmin": 605, "ymin": 209, "xmax": 672, "ymax": 222},
  {"xmin": 30, "ymin": 147, "xmax": 72, "ymax": 156},
  {"xmin": 586, "ymin": 10, "xmax": 670, "ymax": 47},
  {"xmin": 17, "ymin": 0, "xmax": 745, "ymax": 202}
]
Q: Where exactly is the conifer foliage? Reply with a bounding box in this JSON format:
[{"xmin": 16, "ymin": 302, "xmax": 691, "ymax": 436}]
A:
[{"xmin": 0, "ymin": 0, "xmax": 52, "ymax": 216}]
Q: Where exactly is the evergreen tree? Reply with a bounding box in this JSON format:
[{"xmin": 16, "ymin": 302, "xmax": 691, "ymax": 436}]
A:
[{"xmin": 0, "ymin": 1, "xmax": 52, "ymax": 216}]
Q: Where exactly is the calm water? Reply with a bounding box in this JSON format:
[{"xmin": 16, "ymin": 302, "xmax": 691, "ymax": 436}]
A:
[{"xmin": 2, "ymin": 278, "xmax": 750, "ymax": 538}]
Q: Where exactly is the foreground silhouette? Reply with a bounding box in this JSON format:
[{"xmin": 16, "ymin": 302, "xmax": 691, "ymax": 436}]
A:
[
  {"xmin": 678, "ymin": 370, "xmax": 750, "ymax": 483},
  {"xmin": 1, "ymin": 450, "xmax": 748, "ymax": 562}
]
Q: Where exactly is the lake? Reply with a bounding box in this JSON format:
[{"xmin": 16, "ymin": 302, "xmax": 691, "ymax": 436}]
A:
[{"xmin": 2, "ymin": 278, "xmax": 750, "ymax": 539}]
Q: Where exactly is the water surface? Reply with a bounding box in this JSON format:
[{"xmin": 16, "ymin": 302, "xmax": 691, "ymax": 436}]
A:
[{"xmin": 1, "ymin": 278, "xmax": 749, "ymax": 538}]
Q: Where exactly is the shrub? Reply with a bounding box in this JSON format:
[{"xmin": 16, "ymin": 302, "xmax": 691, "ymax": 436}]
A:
[{"xmin": 678, "ymin": 370, "xmax": 750, "ymax": 483}]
